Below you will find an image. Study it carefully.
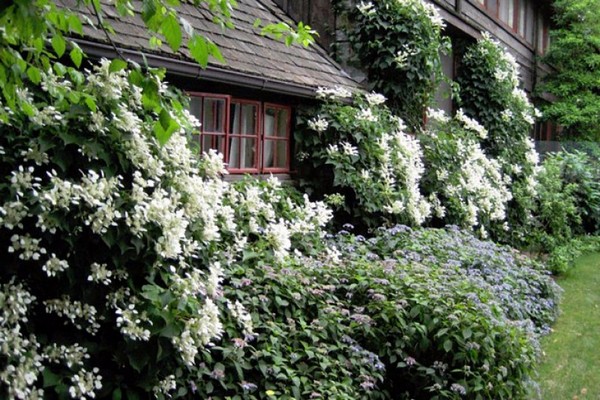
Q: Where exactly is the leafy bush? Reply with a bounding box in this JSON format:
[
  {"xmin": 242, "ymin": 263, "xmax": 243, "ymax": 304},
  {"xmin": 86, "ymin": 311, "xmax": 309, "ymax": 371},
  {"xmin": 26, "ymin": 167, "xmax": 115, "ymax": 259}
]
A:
[
  {"xmin": 456, "ymin": 33, "xmax": 541, "ymax": 245},
  {"xmin": 331, "ymin": 225, "xmax": 561, "ymax": 338},
  {"xmin": 0, "ymin": 60, "xmax": 333, "ymax": 399},
  {"xmin": 296, "ymin": 89, "xmax": 430, "ymax": 230},
  {"xmin": 335, "ymin": 0, "xmax": 449, "ymax": 130},
  {"xmin": 208, "ymin": 230, "xmax": 550, "ymax": 399},
  {"xmin": 420, "ymin": 109, "xmax": 512, "ymax": 236},
  {"xmin": 531, "ymin": 149, "xmax": 600, "ymax": 273}
]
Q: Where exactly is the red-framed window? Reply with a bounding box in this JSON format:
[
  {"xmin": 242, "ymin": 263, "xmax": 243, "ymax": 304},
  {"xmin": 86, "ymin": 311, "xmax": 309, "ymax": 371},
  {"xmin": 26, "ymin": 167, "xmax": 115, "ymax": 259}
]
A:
[
  {"xmin": 262, "ymin": 104, "xmax": 291, "ymax": 173},
  {"xmin": 229, "ymin": 99, "xmax": 261, "ymax": 172},
  {"xmin": 476, "ymin": 0, "xmax": 534, "ymax": 44},
  {"xmin": 188, "ymin": 93, "xmax": 229, "ymax": 157},
  {"xmin": 187, "ymin": 93, "xmax": 291, "ymax": 174},
  {"xmin": 536, "ymin": 12, "xmax": 551, "ymax": 54}
]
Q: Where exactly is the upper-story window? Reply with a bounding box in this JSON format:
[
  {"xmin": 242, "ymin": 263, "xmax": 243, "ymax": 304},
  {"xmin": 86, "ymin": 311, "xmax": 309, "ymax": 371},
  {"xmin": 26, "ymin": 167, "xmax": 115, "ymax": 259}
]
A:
[
  {"xmin": 476, "ymin": 0, "xmax": 534, "ymax": 44},
  {"xmin": 536, "ymin": 12, "xmax": 551, "ymax": 54},
  {"xmin": 188, "ymin": 93, "xmax": 291, "ymax": 173}
]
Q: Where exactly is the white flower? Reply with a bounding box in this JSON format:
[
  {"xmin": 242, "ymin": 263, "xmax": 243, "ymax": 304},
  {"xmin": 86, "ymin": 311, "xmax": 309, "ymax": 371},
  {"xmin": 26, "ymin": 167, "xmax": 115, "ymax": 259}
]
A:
[
  {"xmin": 340, "ymin": 141, "xmax": 359, "ymax": 156},
  {"xmin": 308, "ymin": 116, "xmax": 329, "ymax": 132},
  {"xmin": 357, "ymin": 107, "xmax": 378, "ymax": 122},
  {"xmin": 42, "ymin": 254, "xmax": 69, "ymax": 277},
  {"xmin": 426, "ymin": 108, "xmax": 449, "ymax": 123},
  {"xmin": 357, "ymin": 1, "xmax": 376, "ymax": 16},
  {"xmin": 365, "ymin": 92, "xmax": 386, "ymax": 106},
  {"xmin": 326, "ymin": 144, "xmax": 339, "ymax": 156},
  {"xmin": 68, "ymin": 367, "xmax": 102, "ymax": 399},
  {"xmin": 316, "ymin": 86, "xmax": 352, "ymax": 100},
  {"xmin": 456, "ymin": 109, "xmax": 488, "ymax": 139},
  {"xmin": 501, "ymin": 109, "xmax": 513, "ymax": 122},
  {"xmin": 265, "ymin": 219, "xmax": 291, "ymax": 260},
  {"xmin": 115, "ymin": 303, "xmax": 152, "ymax": 341}
]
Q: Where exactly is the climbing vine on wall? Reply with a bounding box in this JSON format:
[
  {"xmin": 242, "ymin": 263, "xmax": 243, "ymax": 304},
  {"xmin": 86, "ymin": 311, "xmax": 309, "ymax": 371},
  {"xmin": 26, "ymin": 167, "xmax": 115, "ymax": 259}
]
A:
[{"xmin": 335, "ymin": 0, "xmax": 449, "ymax": 131}]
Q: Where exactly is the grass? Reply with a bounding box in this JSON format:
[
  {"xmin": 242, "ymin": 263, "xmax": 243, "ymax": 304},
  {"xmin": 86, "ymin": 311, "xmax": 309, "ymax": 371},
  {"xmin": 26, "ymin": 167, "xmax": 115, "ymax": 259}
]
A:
[{"xmin": 536, "ymin": 252, "xmax": 600, "ymax": 400}]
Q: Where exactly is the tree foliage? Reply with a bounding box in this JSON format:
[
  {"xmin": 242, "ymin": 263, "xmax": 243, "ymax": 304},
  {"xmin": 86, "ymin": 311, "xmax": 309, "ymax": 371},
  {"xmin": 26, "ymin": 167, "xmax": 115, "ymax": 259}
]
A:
[
  {"xmin": 540, "ymin": 0, "xmax": 600, "ymax": 140},
  {"xmin": 0, "ymin": 0, "xmax": 315, "ymax": 142}
]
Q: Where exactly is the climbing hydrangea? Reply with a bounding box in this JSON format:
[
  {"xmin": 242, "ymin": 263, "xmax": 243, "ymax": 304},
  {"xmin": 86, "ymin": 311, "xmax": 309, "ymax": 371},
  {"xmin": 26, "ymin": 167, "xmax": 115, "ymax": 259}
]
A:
[{"xmin": 0, "ymin": 59, "xmax": 332, "ymax": 398}]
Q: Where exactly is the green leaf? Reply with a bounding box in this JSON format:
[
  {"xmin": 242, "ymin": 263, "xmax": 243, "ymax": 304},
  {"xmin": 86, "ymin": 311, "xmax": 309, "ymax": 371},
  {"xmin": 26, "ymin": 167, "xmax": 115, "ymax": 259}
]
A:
[
  {"xmin": 189, "ymin": 34, "xmax": 209, "ymax": 67},
  {"xmin": 109, "ymin": 59, "xmax": 128, "ymax": 73},
  {"xmin": 53, "ymin": 62, "xmax": 67, "ymax": 76},
  {"xmin": 51, "ymin": 34, "xmax": 66, "ymax": 57},
  {"xmin": 84, "ymin": 95, "xmax": 97, "ymax": 112},
  {"xmin": 112, "ymin": 388, "xmax": 123, "ymax": 400},
  {"xmin": 159, "ymin": 108, "xmax": 172, "ymax": 130},
  {"xmin": 42, "ymin": 368, "xmax": 61, "ymax": 388},
  {"xmin": 68, "ymin": 14, "xmax": 84, "ymax": 35},
  {"xmin": 27, "ymin": 66, "xmax": 42, "ymax": 84},
  {"xmin": 162, "ymin": 13, "xmax": 182, "ymax": 51},
  {"xmin": 443, "ymin": 339, "xmax": 452, "ymax": 352},
  {"xmin": 70, "ymin": 46, "xmax": 83, "ymax": 68}
]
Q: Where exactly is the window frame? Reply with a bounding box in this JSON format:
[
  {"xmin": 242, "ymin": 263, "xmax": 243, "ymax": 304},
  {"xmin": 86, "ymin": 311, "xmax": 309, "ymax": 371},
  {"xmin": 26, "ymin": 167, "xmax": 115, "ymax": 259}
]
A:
[
  {"xmin": 187, "ymin": 92, "xmax": 231, "ymax": 159},
  {"xmin": 186, "ymin": 93, "xmax": 292, "ymax": 174},
  {"xmin": 475, "ymin": 0, "xmax": 534, "ymax": 44},
  {"xmin": 261, "ymin": 103, "xmax": 292, "ymax": 173},
  {"xmin": 228, "ymin": 98, "xmax": 262, "ymax": 173}
]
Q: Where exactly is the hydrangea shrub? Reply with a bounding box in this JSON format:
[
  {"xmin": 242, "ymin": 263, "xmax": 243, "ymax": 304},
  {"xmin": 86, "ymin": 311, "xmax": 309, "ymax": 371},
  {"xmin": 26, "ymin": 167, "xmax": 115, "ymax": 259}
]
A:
[
  {"xmin": 0, "ymin": 60, "xmax": 333, "ymax": 399},
  {"xmin": 421, "ymin": 109, "xmax": 512, "ymax": 236},
  {"xmin": 456, "ymin": 33, "xmax": 541, "ymax": 244},
  {"xmin": 336, "ymin": 0, "xmax": 449, "ymax": 130},
  {"xmin": 297, "ymin": 89, "xmax": 430, "ymax": 230}
]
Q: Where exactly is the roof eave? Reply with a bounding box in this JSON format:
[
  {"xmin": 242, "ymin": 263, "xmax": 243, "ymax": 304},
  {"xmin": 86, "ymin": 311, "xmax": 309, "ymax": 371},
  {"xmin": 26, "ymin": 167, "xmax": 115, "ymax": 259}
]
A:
[{"xmin": 75, "ymin": 38, "xmax": 321, "ymax": 99}]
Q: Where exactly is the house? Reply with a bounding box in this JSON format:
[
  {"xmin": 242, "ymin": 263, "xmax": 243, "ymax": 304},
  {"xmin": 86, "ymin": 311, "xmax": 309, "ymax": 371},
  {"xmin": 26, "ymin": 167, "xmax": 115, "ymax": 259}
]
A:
[
  {"xmin": 276, "ymin": 0, "xmax": 557, "ymax": 140},
  {"xmin": 67, "ymin": 0, "xmax": 556, "ymax": 177},
  {"xmin": 64, "ymin": 0, "xmax": 362, "ymax": 179}
]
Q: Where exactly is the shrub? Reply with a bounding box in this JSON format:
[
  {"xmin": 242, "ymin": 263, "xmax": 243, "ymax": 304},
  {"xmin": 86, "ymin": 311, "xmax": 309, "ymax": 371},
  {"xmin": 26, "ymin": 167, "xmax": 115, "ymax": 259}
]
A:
[
  {"xmin": 530, "ymin": 149, "xmax": 600, "ymax": 273},
  {"xmin": 420, "ymin": 109, "xmax": 512, "ymax": 235},
  {"xmin": 335, "ymin": 0, "xmax": 449, "ymax": 130},
  {"xmin": 296, "ymin": 90, "xmax": 430, "ymax": 231},
  {"xmin": 331, "ymin": 226, "xmax": 561, "ymax": 339},
  {"xmin": 0, "ymin": 60, "xmax": 333, "ymax": 399},
  {"xmin": 290, "ymin": 235, "xmax": 544, "ymax": 399},
  {"xmin": 456, "ymin": 33, "xmax": 541, "ymax": 245}
]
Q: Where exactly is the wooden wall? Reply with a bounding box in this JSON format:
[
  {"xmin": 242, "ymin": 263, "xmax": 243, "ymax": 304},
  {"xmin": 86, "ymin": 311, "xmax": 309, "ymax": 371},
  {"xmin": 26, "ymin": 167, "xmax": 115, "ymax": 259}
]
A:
[{"xmin": 271, "ymin": 0, "xmax": 553, "ymax": 93}]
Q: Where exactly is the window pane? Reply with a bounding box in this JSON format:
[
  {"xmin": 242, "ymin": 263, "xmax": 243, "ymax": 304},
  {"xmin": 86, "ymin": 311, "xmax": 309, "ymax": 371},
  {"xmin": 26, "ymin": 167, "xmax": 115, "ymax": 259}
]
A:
[
  {"xmin": 276, "ymin": 109, "xmax": 289, "ymax": 138},
  {"xmin": 264, "ymin": 108, "xmax": 276, "ymax": 137},
  {"xmin": 241, "ymin": 139, "xmax": 257, "ymax": 169},
  {"xmin": 228, "ymin": 138, "xmax": 257, "ymax": 169},
  {"xmin": 241, "ymin": 104, "xmax": 257, "ymax": 134},
  {"xmin": 263, "ymin": 140, "xmax": 274, "ymax": 168},
  {"xmin": 231, "ymin": 102, "xmax": 258, "ymax": 135},
  {"xmin": 188, "ymin": 97, "xmax": 202, "ymax": 151},
  {"xmin": 189, "ymin": 97, "xmax": 202, "ymax": 120},
  {"xmin": 499, "ymin": 0, "xmax": 515, "ymax": 27},
  {"xmin": 228, "ymin": 137, "xmax": 240, "ymax": 168},
  {"xmin": 488, "ymin": 0, "xmax": 497, "ymax": 15},
  {"xmin": 518, "ymin": 0, "xmax": 526, "ymax": 36},
  {"xmin": 202, "ymin": 134, "xmax": 225, "ymax": 155},
  {"xmin": 203, "ymin": 98, "xmax": 226, "ymax": 133},
  {"xmin": 525, "ymin": 2, "xmax": 534, "ymax": 42},
  {"xmin": 275, "ymin": 140, "xmax": 287, "ymax": 168},
  {"xmin": 262, "ymin": 140, "xmax": 287, "ymax": 169}
]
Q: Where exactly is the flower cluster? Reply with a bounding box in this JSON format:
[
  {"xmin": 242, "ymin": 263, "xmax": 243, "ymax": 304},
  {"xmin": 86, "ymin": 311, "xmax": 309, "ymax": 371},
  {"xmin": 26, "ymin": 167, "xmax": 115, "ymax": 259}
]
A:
[
  {"xmin": 300, "ymin": 91, "xmax": 430, "ymax": 228},
  {"xmin": 457, "ymin": 31, "xmax": 542, "ymax": 244},
  {"xmin": 423, "ymin": 109, "xmax": 512, "ymax": 233},
  {"xmin": 341, "ymin": 0, "xmax": 450, "ymax": 129},
  {"xmin": 0, "ymin": 59, "xmax": 334, "ymax": 398}
]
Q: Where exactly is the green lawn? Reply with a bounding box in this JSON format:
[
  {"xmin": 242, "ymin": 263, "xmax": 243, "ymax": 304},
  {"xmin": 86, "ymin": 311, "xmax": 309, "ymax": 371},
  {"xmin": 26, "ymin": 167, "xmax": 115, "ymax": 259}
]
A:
[{"xmin": 537, "ymin": 252, "xmax": 600, "ymax": 399}]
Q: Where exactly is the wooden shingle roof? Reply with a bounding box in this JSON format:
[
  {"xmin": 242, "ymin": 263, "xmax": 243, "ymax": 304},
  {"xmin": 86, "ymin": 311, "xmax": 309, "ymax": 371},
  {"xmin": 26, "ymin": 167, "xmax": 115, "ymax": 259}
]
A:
[{"xmin": 65, "ymin": 0, "xmax": 362, "ymax": 97}]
